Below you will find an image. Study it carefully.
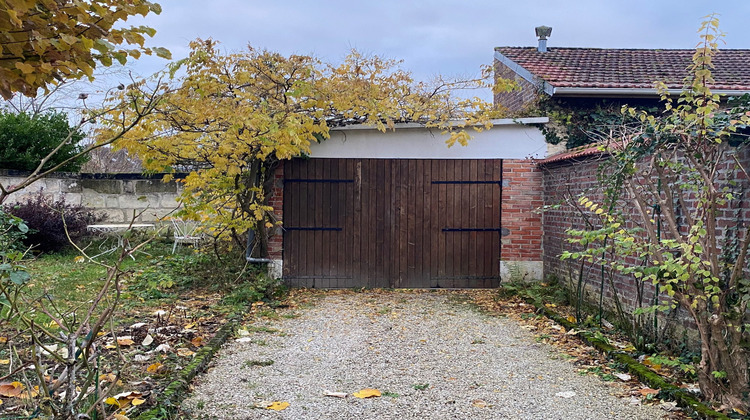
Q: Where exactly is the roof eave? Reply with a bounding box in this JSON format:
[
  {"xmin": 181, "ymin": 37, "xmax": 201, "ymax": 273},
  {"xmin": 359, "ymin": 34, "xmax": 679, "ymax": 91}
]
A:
[
  {"xmin": 331, "ymin": 117, "xmax": 550, "ymax": 132},
  {"xmin": 551, "ymin": 87, "xmax": 750, "ymax": 98}
]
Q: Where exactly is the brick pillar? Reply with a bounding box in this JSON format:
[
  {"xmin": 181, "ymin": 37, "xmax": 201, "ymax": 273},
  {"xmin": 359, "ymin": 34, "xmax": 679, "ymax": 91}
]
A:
[
  {"xmin": 266, "ymin": 162, "xmax": 284, "ymax": 278},
  {"xmin": 500, "ymin": 159, "xmax": 543, "ymax": 281}
]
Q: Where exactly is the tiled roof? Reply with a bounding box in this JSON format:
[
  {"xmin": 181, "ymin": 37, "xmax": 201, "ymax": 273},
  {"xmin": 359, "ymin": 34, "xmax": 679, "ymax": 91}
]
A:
[
  {"xmin": 495, "ymin": 47, "xmax": 750, "ymax": 91},
  {"xmin": 537, "ymin": 142, "xmax": 626, "ymax": 165}
]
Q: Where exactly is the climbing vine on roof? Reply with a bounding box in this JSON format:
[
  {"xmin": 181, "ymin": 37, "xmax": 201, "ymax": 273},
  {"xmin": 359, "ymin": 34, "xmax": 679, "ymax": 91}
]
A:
[{"xmin": 532, "ymin": 96, "xmax": 660, "ymax": 149}]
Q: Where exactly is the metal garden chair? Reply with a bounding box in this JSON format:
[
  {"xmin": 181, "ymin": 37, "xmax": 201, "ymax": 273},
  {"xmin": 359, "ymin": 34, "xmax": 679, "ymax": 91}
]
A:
[{"xmin": 171, "ymin": 218, "xmax": 203, "ymax": 253}]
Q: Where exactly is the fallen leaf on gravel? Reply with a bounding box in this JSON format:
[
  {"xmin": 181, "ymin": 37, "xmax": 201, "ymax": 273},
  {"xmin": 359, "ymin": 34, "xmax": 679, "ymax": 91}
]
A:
[
  {"xmin": 641, "ymin": 358, "xmax": 662, "ymax": 371},
  {"xmin": 566, "ymin": 315, "xmax": 576, "ymax": 323},
  {"xmin": 352, "ymin": 388, "xmax": 381, "ymax": 398},
  {"xmin": 472, "ymin": 399, "xmax": 487, "ymax": 408},
  {"xmin": 614, "ymin": 373, "xmax": 631, "ymax": 381},
  {"xmin": 99, "ymin": 373, "xmax": 118, "ymax": 383},
  {"xmin": 177, "ymin": 348, "xmax": 195, "ymax": 357},
  {"xmin": 0, "ymin": 382, "xmax": 23, "ymax": 397},
  {"xmin": 147, "ymin": 362, "xmax": 163, "ymax": 373},
  {"xmin": 638, "ymin": 388, "xmax": 660, "ymax": 396},
  {"xmin": 266, "ymin": 401, "xmax": 289, "ymax": 411},
  {"xmin": 324, "ymin": 390, "xmax": 347, "ymax": 398},
  {"xmin": 555, "ymin": 391, "xmax": 576, "ymax": 398},
  {"xmin": 105, "ymin": 391, "xmax": 144, "ymax": 408},
  {"xmin": 155, "ymin": 344, "xmax": 171, "ymax": 353},
  {"xmin": 660, "ymin": 401, "xmax": 679, "ymax": 411},
  {"xmin": 628, "ymin": 396, "xmax": 641, "ymax": 405},
  {"xmin": 117, "ymin": 338, "xmax": 135, "ymax": 347},
  {"xmin": 192, "ymin": 337, "xmax": 204, "ymax": 347}
]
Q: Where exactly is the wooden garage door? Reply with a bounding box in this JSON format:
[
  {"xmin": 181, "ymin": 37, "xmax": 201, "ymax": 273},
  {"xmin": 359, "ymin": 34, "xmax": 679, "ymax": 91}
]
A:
[{"xmin": 282, "ymin": 158, "xmax": 503, "ymax": 288}]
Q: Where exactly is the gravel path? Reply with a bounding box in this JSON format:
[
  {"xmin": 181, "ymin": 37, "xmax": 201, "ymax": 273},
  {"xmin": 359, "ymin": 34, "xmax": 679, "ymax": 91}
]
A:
[{"xmin": 182, "ymin": 291, "xmax": 665, "ymax": 419}]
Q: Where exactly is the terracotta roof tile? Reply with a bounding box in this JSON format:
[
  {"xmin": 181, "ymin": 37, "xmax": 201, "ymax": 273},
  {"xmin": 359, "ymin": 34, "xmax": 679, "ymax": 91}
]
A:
[
  {"xmin": 495, "ymin": 47, "xmax": 750, "ymax": 91},
  {"xmin": 537, "ymin": 142, "xmax": 627, "ymax": 165}
]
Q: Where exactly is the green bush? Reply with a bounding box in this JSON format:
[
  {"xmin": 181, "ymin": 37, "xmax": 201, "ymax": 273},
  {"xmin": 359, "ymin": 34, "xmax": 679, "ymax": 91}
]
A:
[
  {"xmin": 0, "ymin": 208, "xmax": 31, "ymax": 288},
  {"xmin": 0, "ymin": 208, "xmax": 28, "ymax": 252},
  {"xmin": 0, "ymin": 110, "xmax": 88, "ymax": 172}
]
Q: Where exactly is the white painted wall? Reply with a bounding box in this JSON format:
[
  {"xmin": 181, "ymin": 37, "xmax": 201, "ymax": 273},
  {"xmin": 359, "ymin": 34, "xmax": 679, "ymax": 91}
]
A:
[{"xmin": 310, "ymin": 118, "xmax": 549, "ymax": 159}]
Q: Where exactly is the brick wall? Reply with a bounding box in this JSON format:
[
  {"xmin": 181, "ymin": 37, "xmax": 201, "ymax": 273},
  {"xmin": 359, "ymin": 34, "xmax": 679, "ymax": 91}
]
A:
[
  {"xmin": 541, "ymin": 147, "xmax": 750, "ymax": 319},
  {"xmin": 494, "ymin": 60, "xmax": 540, "ymax": 113},
  {"xmin": 500, "ymin": 159, "xmax": 543, "ymax": 280},
  {"xmin": 267, "ymin": 162, "xmax": 284, "ymax": 261}
]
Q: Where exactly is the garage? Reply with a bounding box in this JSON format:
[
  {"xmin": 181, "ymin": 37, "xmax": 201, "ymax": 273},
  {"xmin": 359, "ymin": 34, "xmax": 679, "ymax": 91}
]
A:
[{"xmin": 277, "ymin": 118, "xmax": 547, "ymax": 288}]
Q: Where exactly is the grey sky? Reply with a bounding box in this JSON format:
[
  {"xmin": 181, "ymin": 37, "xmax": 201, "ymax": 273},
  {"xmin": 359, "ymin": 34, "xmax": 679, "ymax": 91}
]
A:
[{"xmin": 124, "ymin": 0, "xmax": 750, "ymax": 83}]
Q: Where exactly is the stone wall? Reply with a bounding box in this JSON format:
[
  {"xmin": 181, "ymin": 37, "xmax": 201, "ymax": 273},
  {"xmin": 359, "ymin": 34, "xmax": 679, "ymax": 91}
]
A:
[{"xmin": 1, "ymin": 171, "xmax": 184, "ymax": 222}]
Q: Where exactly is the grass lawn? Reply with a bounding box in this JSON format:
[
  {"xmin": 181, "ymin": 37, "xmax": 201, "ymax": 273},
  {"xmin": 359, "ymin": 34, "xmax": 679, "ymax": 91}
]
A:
[{"xmin": 0, "ymin": 236, "xmax": 282, "ymax": 419}]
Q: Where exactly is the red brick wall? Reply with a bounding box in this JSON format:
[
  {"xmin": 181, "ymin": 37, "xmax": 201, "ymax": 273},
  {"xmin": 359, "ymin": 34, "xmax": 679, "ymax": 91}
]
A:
[
  {"xmin": 267, "ymin": 162, "xmax": 284, "ymax": 260},
  {"xmin": 541, "ymin": 148, "xmax": 750, "ymax": 316},
  {"xmin": 502, "ymin": 159, "xmax": 543, "ymax": 261},
  {"xmin": 494, "ymin": 59, "xmax": 540, "ymax": 113}
]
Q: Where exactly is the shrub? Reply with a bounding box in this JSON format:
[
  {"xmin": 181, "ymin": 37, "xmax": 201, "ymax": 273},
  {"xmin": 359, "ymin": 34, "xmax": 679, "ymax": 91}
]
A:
[
  {"xmin": 0, "ymin": 208, "xmax": 28, "ymax": 253},
  {"xmin": 0, "ymin": 110, "xmax": 88, "ymax": 172},
  {"xmin": 5, "ymin": 192, "xmax": 102, "ymax": 252}
]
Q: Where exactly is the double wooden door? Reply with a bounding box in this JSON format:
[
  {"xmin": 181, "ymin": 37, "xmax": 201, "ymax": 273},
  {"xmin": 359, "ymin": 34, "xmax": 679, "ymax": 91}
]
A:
[{"xmin": 282, "ymin": 158, "xmax": 503, "ymax": 288}]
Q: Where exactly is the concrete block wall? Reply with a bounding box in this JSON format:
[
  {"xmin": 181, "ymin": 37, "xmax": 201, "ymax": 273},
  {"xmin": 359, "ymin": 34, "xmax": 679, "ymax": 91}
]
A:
[{"xmin": 1, "ymin": 171, "xmax": 183, "ymax": 222}]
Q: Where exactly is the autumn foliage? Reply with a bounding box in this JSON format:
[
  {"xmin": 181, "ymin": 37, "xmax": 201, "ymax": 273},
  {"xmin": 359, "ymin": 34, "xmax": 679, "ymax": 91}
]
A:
[
  {"xmin": 110, "ymin": 40, "xmax": 506, "ymax": 248},
  {"xmin": 0, "ymin": 0, "xmax": 169, "ymax": 99}
]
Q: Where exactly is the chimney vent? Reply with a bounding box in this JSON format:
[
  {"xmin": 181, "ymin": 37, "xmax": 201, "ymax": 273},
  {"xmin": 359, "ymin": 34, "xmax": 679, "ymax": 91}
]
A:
[{"xmin": 535, "ymin": 25, "xmax": 552, "ymax": 52}]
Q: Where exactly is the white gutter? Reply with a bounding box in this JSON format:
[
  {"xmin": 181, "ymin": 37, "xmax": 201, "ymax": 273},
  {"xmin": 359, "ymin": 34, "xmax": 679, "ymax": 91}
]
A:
[
  {"xmin": 330, "ymin": 117, "xmax": 549, "ymax": 131},
  {"xmin": 552, "ymin": 87, "xmax": 750, "ymax": 97}
]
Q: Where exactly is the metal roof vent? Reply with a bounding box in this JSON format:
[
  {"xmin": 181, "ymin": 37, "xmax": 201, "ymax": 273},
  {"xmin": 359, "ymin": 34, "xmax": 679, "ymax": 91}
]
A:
[{"xmin": 535, "ymin": 26, "xmax": 552, "ymax": 52}]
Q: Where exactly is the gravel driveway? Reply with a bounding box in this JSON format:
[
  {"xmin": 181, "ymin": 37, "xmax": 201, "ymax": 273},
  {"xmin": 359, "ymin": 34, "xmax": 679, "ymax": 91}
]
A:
[{"xmin": 182, "ymin": 291, "xmax": 665, "ymax": 419}]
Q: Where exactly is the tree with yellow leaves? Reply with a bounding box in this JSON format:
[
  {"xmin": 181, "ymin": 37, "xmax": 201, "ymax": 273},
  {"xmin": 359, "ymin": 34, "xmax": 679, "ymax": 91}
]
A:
[
  {"xmin": 0, "ymin": 0, "xmax": 169, "ymax": 99},
  {"xmin": 109, "ymin": 39, "xmax": 507, "ymax": 253}
]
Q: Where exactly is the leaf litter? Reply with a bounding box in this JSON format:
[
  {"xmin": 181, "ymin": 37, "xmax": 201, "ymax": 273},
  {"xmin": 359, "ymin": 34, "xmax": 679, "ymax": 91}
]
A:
[{"xmin": 455, "ymin": 289, "xmax": 690, "ymax": 419}]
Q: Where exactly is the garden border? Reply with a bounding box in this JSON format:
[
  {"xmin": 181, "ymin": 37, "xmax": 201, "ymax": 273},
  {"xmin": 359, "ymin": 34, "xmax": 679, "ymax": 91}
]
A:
[
  {"xmin": 133, "ymin": 312, "xmax": 244, "ymax": 420},
  {"xmin": 521, "ymin": 294, "xmax": 729, "ymax": 420}
]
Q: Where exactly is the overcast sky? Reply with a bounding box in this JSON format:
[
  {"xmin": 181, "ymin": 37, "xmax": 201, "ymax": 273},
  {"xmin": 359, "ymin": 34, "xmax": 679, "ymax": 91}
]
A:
[{"xmin": 123, "ymin": 0, "xmax": 750, "ymax": 80}]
